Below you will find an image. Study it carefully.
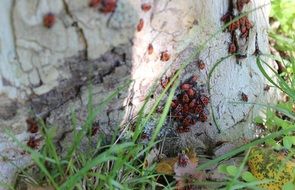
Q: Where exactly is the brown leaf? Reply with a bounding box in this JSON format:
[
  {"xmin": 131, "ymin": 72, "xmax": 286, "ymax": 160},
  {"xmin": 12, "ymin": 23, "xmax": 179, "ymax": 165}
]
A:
[{"xmin": 156, "ymin": 157, "xmax": 177, "ymax": 175}]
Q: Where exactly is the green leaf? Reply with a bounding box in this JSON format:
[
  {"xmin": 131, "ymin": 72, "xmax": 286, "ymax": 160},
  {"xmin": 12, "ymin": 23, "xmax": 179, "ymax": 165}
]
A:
[
  {"xmin": 265, "ymin": 138, "xmax": 277, "ymax": 146},
  {"xmin": 283, "ymin": 136, "xmax": 293, "ymax": 149},
  {"xmin": 241, "ymin": 171, "xmax": 257, "ymax": 182},
  {"xmin": 274, "ymin": 143, "xmax": 283, "ymax": 151},
  {"xmin": 283, "ymin": 182, "xmax": 295, "ymax": 190},
  {"xmin": 218, "ymin": 164, "xmax": 228, "ymax": 174},
  {"xmin": 253, "ymin": 116, "xmax": 264, "ymax": 124},
  {"xmin": 226, "ymin": 165, "xmax": 239, "ymax": 177}
]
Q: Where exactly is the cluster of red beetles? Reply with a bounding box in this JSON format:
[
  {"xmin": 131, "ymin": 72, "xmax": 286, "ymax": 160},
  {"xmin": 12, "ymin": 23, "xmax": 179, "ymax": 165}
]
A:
[
  {"xmin": 221, "ymin": 0, "xmax": 252, "ymax": 54},
  {"xmin": 26, "ymin": 117, "xmax": 41, "ymax": 149},
  {"xmin": 169, "ymin": 76, "xmax": 210, "ymax": 133},
  {"xmin": 221, "ymin": 14, "xmax": 253, "ymax": 39}
]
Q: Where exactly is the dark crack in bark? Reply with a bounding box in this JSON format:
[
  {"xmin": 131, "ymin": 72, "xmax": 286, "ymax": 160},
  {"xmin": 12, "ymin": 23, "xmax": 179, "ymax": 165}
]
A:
[
  {"xmin": 62, "ymin": 0, "xmax": 89, "ymax": 60},
  {"xmin": 28, "ymin": 42, "xmax": 132, "ymax": 153}
]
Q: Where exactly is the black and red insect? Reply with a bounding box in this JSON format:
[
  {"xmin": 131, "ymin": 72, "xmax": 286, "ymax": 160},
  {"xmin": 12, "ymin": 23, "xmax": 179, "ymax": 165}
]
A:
[
  {"xmin": 27, "ymin": 137, "xmax": 41, "ymax": 149},
  {"xmin": 160, "ymin": 51, "xmax": 170, "ymax": 62},
  {"xmin": 43, "ymin": 13, "xmax": 55, "ymax": 28},
  {"xmin": 168, "ymin": 76, "xmax": 210, "ymax": 133},
  {"xmin": 137, "ymin": 18, "xmax": 144, "ymax": 32},
  {"xmin": 197, "ymin": 60, "xmax": 206, "ymax": 70},
  {"xmin": 241, "ymin": 92, "xmax": 248, "ymax": 102},
  {"xmin": 89, "ymin": 0, "xmax": 101, "ymax": 7},
  {"xmin": 100, "ymin": 0, "xmax": 117, "ymax": 13},
  {"xmin": 147, "ymin": 43, "xmax": 153, "ymax": 55},
  {"xmin": 26, "ymin": 118, "xmax": 38, "ymax": 133},
  {"xmin": 141, "ymin": 3, "xmax": 152, "ymax": 12},
  {"xmin": 237, "ymin": 0, "xmax": 251, "ymax": 12}
]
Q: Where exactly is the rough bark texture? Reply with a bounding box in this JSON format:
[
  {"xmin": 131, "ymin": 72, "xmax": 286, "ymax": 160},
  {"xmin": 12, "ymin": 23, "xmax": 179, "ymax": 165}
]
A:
[{"xmin": 0, "ymin": 0, "xmax": 276, "ymax": 187}]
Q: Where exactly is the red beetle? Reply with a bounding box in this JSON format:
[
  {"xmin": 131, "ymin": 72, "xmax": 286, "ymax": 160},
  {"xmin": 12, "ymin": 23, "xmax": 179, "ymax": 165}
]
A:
[
  {"xmin": 182, "ymin": 93, "xmax": 190, "ymax": 103},
  {"xmin": 187, "ymin": 89, "xmax": 196, "ymax": 98},
  {"xmin": 43, "ymin": 13, "xmax": 55, "ymax": 28},
  {"xmin": 229, "ymin": 43, "xmax": 237, "ymax": 54},
  {"xmin": 183, "ymin": 116, "xmax": 192, "ymax": 127},
  {"xmin": 245, "ymin": 19, "xmax": 253, "ymax": 29},
  {"xmin": 237, "ymin": 0, "xmax": 251, "ymax": 12},
  {"xmin": 240, "ymin": 25, "xmax": 247, "ymax": 34},
  {"xmin": 160, "ymin": 51, "xmax": 170, "ymax": 62},
  {"xmin": 264, "ymin": 85, "xmax": 270, "ymax": 91},
  {"xmin": 171, "ymin": 99, "xmax": 179, "ymax": 109},
  {"xmin": 141, "ymin": 3, "xmax": 152, "ymax": 12},
  {"xmin": 241, "ymin": 30, "xmax": 249, "ymax": 38},
  {"xmin": 241, "ymin": 92, "xmax": 248, "ymax": 102},
  {"xmin": 91, "ymin": 126, "xmax": 100, "ymax": 136},
  {"xmin": 137, "ymin": 18, "xmax": 144, "ymax": 32},
  {"xmin": 189, "ymin": 99, "xmax": 197, "ymax": 108},
  {"xmin": 229, "ymin": 21, "xmax": 240, "ymax": 32},
  {"xmin": 201, "ymin": 96, "xmax": 210, "ymax": 105},
  {"xmin": 198, "ymin": 113, "xmax": 208, "ymax": 122},
  {"xmin": 182, "ymin": 104, "xmax": 190, "ymax": 114},
  {"xmin": 221, "ymin": 12, "xmax": 233, "ymax": 23},
  {"xmin": 26, "ymin": 118, "xmax": 38, "ymax": 133},
  {"xmin": 100, "ymin": 0, "xmax": 117, "ymax": 13},
  {"xmin": 195, "ymin": 105, "xmax": 204, "ymax": 114},
  {"xmin": 181, "ymin": 83, "xmax": 191, "ymax": 91},
  {"xmin": 89, "ymin": 0, "xmax": 101, "ymax": 7},
  {"xmin": 239, "ymin": 16, "xmax": 246, "ymax": 26},
  {"xmin": 190, "ymin": 118, "xmax": 197, "ymax": 125},
  {"xmin": 160, "ymin": 77, "xmax": 170, "ymax": 89},
  {"xmin": 147, "ymin": 43, "xmax": 153, "ymax": 55},
  {"xmin": 27, "ymin": 137, "xmax": 41, "ymax": 149},
  {"xmin": 197, "ymin": 60, "xmax": 206, "ymax": 70}
]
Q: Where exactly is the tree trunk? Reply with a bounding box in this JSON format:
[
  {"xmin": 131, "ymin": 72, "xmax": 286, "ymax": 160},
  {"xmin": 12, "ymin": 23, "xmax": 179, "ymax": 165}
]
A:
[{"xmin": 0, "ymin": 0, "xmax": 276, "ymax": 187}]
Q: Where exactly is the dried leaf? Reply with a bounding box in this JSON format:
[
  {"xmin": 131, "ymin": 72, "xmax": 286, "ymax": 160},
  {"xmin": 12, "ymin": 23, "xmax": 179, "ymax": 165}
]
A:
[{"xmin": 156, "ymin": 157, "xmax": 177, "ymax": 175}]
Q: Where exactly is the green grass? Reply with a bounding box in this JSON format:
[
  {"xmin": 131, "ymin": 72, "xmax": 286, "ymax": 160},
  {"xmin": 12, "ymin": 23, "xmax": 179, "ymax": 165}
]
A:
[{"xmin": 2, "ymin": 1, "xmax": 295, "ymax": 190}]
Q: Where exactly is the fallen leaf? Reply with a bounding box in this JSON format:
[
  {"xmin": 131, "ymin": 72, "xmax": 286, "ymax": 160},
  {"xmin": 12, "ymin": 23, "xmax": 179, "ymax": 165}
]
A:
[
  {"xmin": 156, "ymin": 157, "xmax": 177, "ymax": 175},
  {"xmin": 248, "ymin": 147, "xmax": 295, "ymax": 190}
]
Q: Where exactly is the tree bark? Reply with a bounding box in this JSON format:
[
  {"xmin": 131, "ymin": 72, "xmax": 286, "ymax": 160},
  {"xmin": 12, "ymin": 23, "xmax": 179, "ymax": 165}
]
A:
[{"xmin": 0, "ymin": 0, "xmax": 276, "ymax": 187}]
